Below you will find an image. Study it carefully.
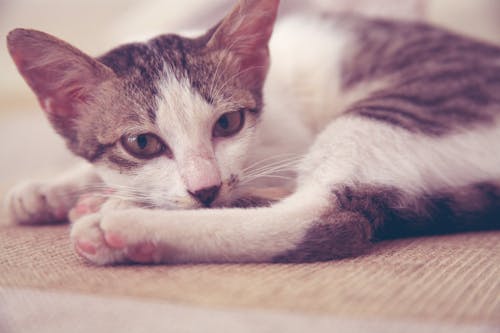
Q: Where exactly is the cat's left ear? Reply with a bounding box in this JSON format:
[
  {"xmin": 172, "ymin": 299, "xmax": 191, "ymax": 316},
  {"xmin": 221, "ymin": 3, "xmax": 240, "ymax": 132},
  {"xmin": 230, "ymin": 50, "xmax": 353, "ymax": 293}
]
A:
[{"xmin": 206, "ymin": 0, "xmax": 280, "ymax": 87}]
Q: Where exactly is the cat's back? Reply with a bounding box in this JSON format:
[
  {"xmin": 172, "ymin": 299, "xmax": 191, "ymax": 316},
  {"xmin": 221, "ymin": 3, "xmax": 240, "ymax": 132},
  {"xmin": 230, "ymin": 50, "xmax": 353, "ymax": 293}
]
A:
[{"xmin": 267, "ymin": 13, "xmax": 500, "ymax": 135}]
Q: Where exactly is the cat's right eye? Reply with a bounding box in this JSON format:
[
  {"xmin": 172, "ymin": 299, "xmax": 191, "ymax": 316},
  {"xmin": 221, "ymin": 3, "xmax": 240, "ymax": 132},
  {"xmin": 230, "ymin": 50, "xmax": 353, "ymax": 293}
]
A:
[{"xmin": 121, "ymin": 133, "xmax": 169, "ymax": 159}]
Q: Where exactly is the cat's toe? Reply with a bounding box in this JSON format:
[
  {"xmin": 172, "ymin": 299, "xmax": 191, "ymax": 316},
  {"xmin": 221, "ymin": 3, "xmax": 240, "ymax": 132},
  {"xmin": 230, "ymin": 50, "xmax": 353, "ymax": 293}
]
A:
[
  {"xmin": 68, "ymin": 193, "xmax": 107, "ymax": 223},
  {"xmin": 100, "ymin": 212, "xmax": 161, "ymax": 264},
  {"xmin": 103, "ymin": 231, "xmax": 127, "ymax": 249},
  {"xmin": 71, "ymin": 212, "xmax": 159, "ymax": 265},
  {"xmin": 103, "ymin": 230, "xmax": 159, "ymax": 264},
  {"xmin": 7, "ymin": 181, "xmax": 53, "ymax": 224},
  {"xmin": 70, "ymin": 213, "xmax": 127, "ymax": 265},
  {"xmin": 6, "ymin": 181, "xmax": 72, "ymax": 225}
]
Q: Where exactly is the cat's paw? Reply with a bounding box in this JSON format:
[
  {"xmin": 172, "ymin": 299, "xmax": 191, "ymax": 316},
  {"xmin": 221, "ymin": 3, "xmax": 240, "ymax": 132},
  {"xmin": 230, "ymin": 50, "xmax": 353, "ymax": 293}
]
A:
[
  {"xmin": 68, "ymin": 193, "xmax": 108, "ymax": 223},
  {"xmin": 70, "ymin": 213, "xmax": 127, "ymax": 265},
  {"xmin": 6, "ymin": 180, "xmax": 76, "ymax": 225},
  {"xmin": 71, "ymin": 212, "xmax": 161, "ymax": 265}
]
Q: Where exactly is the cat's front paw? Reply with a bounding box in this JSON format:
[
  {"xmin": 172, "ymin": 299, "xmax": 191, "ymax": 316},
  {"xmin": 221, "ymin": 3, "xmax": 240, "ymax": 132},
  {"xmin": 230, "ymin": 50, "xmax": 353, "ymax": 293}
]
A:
[
  {"xmin": 71, "ymin": 212, "xmax": 161, "ymax": 265},
  {"xmin": 68, "ymin": 193, "xmax": 108, "ymax": 223},
  {"xmin": 71, "ymin": 213, "xmax": 127, "ymax": 265},
  {"xmin": 6, "ymin": 180, "xmax": 76, "ymax": 225}
]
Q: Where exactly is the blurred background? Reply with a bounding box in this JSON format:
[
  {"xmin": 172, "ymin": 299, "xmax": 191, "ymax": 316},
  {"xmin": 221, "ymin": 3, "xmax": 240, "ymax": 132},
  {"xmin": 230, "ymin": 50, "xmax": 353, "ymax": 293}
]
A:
[{"xmin": 0, "ymin": 0, "xmax": 499, "ymax": 194}]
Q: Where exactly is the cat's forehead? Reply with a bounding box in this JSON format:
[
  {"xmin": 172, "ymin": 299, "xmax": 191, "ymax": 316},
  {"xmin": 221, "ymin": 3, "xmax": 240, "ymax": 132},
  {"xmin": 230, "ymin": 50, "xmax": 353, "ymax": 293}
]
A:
[
  {"xmin": 95, "ymin": 33, "xmax": 261, "ymax": 138},
  {"xmin": 98, "ymin": 34, "xmax": 216, "ymax": 104}
]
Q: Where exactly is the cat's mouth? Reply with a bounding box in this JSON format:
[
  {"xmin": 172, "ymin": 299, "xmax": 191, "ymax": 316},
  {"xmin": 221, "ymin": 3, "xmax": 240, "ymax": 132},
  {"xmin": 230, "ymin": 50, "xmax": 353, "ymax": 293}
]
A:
[
  {"xmin": 135, "ymin": 191, "xmax": 232, "ymax": 211},
  {"xmin": 93, "ymin": 174, "xmax": 243, "ymax": 211}
]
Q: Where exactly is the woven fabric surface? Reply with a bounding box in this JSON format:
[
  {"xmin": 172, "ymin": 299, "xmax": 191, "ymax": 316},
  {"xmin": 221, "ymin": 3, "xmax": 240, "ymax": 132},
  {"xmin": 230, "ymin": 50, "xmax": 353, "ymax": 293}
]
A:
[{"xmin": 1, "ymin": 224, "xmax": 499, "ymax": 326}]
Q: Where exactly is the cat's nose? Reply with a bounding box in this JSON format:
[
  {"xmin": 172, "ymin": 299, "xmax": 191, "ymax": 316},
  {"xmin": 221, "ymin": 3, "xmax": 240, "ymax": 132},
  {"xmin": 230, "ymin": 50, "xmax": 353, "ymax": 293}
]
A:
[{"xmin": 188, "ymin": 185, "xmax": 221, "ymax": 207}]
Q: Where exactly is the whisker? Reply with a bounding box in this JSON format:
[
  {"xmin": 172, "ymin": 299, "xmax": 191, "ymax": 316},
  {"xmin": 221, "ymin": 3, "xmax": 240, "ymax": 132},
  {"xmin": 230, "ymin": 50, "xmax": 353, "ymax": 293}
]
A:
[
  {"xmin": 241, "ymin": 168, "xmax": 297, "ymax": 179},
  {"xmin": 243, "ymin": 161, "xmax": 300, "ymax": 178},
  {"xmin": 238, "ymin": 152, "xmax": 302, "ymax": 187},
  {"xmin": 239, "ymin": 175, "xmax": 295, "ymax": 186},
  {"xmin": 243, "ymin": 160, "xmax": 301, "ymax": 177},
  {"xmin": 241, "ymin": 153, "xmax": 303, "ymax": 172}
]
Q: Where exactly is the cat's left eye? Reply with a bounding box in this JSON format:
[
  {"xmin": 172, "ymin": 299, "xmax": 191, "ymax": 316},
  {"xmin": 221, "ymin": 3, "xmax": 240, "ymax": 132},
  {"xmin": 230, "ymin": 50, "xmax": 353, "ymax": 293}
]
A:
[
  {"xmin": 213, "ymin": 110, "xmax": 245, "ymax": 138},
  {"xmin": 121, "ymin": 133, "xmax": 168, "ymax": 159}
]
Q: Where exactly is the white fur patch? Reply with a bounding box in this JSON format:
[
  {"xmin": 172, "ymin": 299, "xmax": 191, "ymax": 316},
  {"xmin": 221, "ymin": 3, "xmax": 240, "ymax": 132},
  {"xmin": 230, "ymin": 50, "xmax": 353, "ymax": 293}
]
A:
[{"xmin": 299, "ymin": 116, "xmax": 500, "ymax": 194}]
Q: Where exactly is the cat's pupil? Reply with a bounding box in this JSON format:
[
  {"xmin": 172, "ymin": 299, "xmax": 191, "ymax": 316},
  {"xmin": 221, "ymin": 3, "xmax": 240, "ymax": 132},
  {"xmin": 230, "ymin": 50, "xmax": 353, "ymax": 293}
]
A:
[
  {"xmin": 218, "ymin": 115, "xmax": 229, "ymax": 129},
  {"xmin": 137, "ymin": 135, "xmax": 148, "ymax": 149},
  {"xmin": 218, "ymin": 116, "xmax": 229, "ymax": 129}
]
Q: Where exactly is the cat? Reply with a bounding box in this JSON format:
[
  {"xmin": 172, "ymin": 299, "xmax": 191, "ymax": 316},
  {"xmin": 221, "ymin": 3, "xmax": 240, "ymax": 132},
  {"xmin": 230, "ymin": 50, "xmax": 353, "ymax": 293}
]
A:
[{"xmin": 6, "ymin": 0, "xmax": 500, "ymax": 265}]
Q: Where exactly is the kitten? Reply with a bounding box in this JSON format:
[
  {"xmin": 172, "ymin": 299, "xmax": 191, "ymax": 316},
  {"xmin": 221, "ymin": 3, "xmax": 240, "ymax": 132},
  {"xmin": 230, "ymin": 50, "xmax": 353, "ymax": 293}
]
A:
[{"xmin": 6, "ymin": 0, "xmax": 500, "ymax": 265}]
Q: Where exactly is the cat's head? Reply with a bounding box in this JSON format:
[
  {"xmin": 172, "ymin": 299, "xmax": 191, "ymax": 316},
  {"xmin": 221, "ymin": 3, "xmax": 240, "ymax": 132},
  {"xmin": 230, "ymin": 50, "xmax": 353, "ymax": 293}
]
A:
[{"xmin": 7, "ymin": 0, "xmax": 279, "ymax": 209}]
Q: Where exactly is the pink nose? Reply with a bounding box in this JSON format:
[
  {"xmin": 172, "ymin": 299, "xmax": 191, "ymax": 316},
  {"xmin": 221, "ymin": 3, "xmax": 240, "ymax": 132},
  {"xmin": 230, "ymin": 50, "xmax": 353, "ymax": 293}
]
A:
[{"xmin": 188, "ymin": 185, "xmax": 221, "ymax": 207}]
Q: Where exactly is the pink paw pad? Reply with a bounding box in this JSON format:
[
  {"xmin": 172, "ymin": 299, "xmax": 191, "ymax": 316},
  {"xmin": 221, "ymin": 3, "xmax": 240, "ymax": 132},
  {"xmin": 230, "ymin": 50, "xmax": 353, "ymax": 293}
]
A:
[
  {"xmin": 75, "ymin": 240, "xmax": 96, "ymax": 255},
  {"xmin": 104, "ymin": 232, "xmax": 126, "ymax": 249},
  {"xmin": 73, "ymin": 203, "xmax": 91, "ymax": 215}
]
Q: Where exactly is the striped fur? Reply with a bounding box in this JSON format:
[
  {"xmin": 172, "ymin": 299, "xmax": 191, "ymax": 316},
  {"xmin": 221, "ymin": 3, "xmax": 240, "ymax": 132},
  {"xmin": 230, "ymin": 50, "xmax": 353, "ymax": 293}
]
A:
[{"xmin": 340, "ymin": 15, "xmax": 500, "ymax": 135}]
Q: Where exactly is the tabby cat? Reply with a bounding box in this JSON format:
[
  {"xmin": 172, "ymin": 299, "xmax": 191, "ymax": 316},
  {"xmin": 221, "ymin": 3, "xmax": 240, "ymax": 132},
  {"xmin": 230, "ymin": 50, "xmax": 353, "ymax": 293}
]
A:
[{"xmin": 6, "ymin": 0, "xmax": 500, "ymax": 264}]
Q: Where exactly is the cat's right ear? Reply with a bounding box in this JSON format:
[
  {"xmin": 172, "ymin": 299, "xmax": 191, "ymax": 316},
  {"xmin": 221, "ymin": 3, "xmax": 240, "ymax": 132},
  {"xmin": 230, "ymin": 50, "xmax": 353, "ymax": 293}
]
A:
[
  {"xmin": 206, "ymin": 0, "xmax": 280, "ymax": 88},
  {"xmin": 7, "ymin": 29, "xmax": 115, "ymax": 139}
]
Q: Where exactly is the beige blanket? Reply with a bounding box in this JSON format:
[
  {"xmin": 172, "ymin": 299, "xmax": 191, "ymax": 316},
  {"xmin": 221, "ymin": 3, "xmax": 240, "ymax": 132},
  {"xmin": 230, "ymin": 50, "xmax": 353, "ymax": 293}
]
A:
[{"xmin": 1, "ymin": 224, "xmax": 499, "ymax": 332}]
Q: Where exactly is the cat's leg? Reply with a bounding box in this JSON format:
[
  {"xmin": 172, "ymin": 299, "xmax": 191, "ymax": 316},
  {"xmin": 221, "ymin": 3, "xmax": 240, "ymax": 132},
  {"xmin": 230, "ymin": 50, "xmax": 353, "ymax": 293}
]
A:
[
  {"xmin": 6, "ymin": 163, "xmax": 102, "ymax": 224},
  {"xmin": 71, "ymin": 197, "xmax": 140, "ymax": 264},
  {"xmin": 71, "ymin": 116, "xmax": 500, "ymax": 265},
  {"xmin": 71, "ymin": 183, "xmax": 340, "ymax": 265}
]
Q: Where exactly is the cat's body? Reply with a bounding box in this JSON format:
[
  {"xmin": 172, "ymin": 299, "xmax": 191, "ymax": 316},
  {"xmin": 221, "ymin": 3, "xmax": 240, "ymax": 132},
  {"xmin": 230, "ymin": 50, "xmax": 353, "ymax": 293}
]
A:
[{"xmin": 6, "ymin": 0, "xmax": 500, "ymax": 264}]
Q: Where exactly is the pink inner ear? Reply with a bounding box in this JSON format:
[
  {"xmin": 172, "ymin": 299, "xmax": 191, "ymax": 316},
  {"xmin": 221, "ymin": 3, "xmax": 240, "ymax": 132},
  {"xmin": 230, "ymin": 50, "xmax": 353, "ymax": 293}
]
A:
[
  {"xmin": 66, "ymin": 85, "xmax": 93, "ymax": 104},
  {"xmin": 208, "ymin": 0, "xmax": 279, "ymax": 55},
  {"xmin": 7, "ymin": 29, "xmax": 116, "ymax": 145},
  {"xmin": 7, "ymin": 29, "xmax": 113, "ymax": 120},
  {"xmin": 205, "ymin": 0, "xmax": 279, "ymax": 89},
  {"xmin": 32, "ymin": 70, "xmax": 92, "ymax": 118},
  {"xmin": 238, "ymin": 52, "xmax": 269, "ymax": 87},
  {"xmin": 26, "ymin": 59, "xmax": 98, "ymax": 115}
]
